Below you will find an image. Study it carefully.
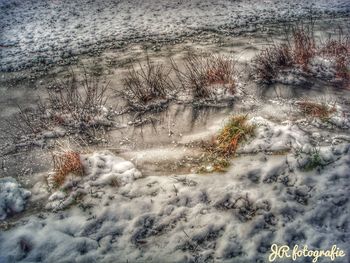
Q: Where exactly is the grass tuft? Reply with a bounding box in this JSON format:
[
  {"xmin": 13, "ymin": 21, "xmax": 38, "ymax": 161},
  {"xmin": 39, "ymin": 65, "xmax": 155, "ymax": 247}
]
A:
[
  {"xmin": 319, "ymin": 35, "xmax": 350, "ymax": 81},
  {"xmin": 254, "ymin": 25, "xmax": 349, "ymax": 85},
  {"xmin": 297, "ymin": 101, "xmax": 336, "ymax": 119},
  {"xmin": 197, "ymin": 115, "xmax": 255, "ymax": 172},
  {"xmin": 215, "ymin": 115, "xmax": 255, "ymax": 157},
  {"xmin": 52, "ymin": 151, "xmax": 84, "ymax": 188},
  {"xmin": 254, "ymin": 44, "xmax": 293, "ymax": 83},
  {"xmin": 172, "ymin": 53, "xmax": 236, "ymax": 99},
  {"xmin": 121, "ymin": 57, "xmax": 175, "ymax": 106},
  {"xmin": 292, "ymin": 26, "xmax": 316, "ymax": 71}
]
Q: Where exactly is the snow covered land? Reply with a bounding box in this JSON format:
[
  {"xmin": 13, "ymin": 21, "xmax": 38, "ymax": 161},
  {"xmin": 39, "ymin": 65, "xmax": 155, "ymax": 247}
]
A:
[
  {"xmin": 0, "ymin": 0, "xmax": 350, "ymax": 263},
  {"xmin": 1, "ymin": 106, "xmax": 350, "ymax": 262},
  {"xmin": 0, "ymin": 0, "xmax": 350, "ymax": 71}
]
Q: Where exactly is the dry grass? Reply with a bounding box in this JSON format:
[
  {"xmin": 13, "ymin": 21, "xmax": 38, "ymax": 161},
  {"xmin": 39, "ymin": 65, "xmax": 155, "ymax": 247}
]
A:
[
  {"xmin": 1, "ymin": 67, "xmax": 111, "ymax": 147},
  {"xmin": 292, "ymin": 27, "xmax": 316, "ymax": 71},
  {"xmin": 46, "ymin": 67, "xmax": 110, "ymax": 125},
  {"xmin": 121, "ymin": 57, "xmax": 176, "ymax": 106},
  {"xmin": 254, "ymin": 44, "xmax": 293, "ymax": 83},
  {"xmin": 215, "ymin": 115, "xmax": 255, "ymax": 157},
  {"xmin": 197, "ymin": 115, "xmax": 255, "ymax": 173},
  {"xmin": 172, "ymin": 53, "xmax": 236, "ymax": 99},
  {"xmin": 254, "ymin": 25, "xmax": 317, "ymax": 82},
  {"xmin": 320, "ymin": 34, "xmax": 350, "ymax": 80},
  {"xmin": 254, "ymin": 25, "xmax": 349, "ymax": 84},
  {"xmin": 297, "ymin": 101, "xmax": 336, "ymax": 119},
  {"xmin": 51, "ymin": 151, "xmax": 84, "ymax": 187}
]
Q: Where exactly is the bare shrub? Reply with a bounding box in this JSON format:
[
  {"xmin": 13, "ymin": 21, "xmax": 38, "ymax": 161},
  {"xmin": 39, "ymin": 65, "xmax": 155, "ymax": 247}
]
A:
[
  {"xmin": 253, "ymin": 25, "xmax": 317, "ymax": 82},
  {"xmin": 120, "ymin": 57, "xmax": 176, "ymax": 107},
  {"xmin": 172, "ymin": 53, "xmax": 236, "ymax": 99}
]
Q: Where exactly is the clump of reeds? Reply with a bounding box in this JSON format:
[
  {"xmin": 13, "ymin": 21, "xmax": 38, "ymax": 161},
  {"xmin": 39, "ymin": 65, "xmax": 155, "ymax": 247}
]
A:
[
  {"xmin": 292, "ymin": 26, "xmax": 316, "ymax": 71},
  {"xmin": 254, "ymin": 24, "xmax": 349, "ymax": 85},
  {"xmin": 45, "ymin": 67, "xmax": 110, "ymax": 125},
  {"xmin": 1, "ymin": 66, "xmax": 111, "ymax": 147}
]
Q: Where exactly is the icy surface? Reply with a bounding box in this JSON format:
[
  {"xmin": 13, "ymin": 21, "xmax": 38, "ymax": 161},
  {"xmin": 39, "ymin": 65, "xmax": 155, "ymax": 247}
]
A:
[
  {"xmin": 1, "ymin": 0, "xmax": 350, "ymax": 71},
  {"xmin": 0, "ymin": 177, "xmax": 31, "ymax": 220}
]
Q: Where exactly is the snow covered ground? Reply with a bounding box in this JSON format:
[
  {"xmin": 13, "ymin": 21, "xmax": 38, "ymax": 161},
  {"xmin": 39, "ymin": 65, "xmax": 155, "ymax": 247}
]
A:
[
  {"xmin": 1, "ymin": 0, "xmax": 350, "ymax": 71},
  {"xmin": 0, "ymin": 0, "xmax": 350, "ymax": 262},
  {"xmin": 0, "ymin": 177, "xmax": 31, "ymax": 220},
  {"xmin": 0, "ymin": 97, "xmax": 350, "ymax": 262}
]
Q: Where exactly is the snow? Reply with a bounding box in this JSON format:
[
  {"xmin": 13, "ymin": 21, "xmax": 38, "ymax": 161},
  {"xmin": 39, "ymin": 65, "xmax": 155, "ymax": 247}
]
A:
[
  {"xmin": 0, "ymin": 124, "xmax": 349, "ymax": 262},
  {"xmin": 45, "ymin": 151, "xmax": 142, "ymax": 211},
  {"xmin": 0, "ymin": 177, "xmax": 31, "ymax": 220},
  {"xmin": 1, "ymin": 0, "xmax": 350, "ymax": 71},
  {"xmin": 0, "ymin": 1, "xmax": 349, "ymax": 261}
]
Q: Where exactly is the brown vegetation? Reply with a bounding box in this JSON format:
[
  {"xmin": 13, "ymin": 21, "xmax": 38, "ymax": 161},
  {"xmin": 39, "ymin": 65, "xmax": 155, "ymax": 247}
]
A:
[
  {"xmin": 172, "ymin": 54, "xmax": 236, "ymax": 99},
  {"xmin": 197, "ymin": 115, "xmax": 255, "ymax": 173},
  {"xmin": 319, "ymin": 34, "xmax": 350, "ymax": 81},
  {"xmin": 297, "ymin": 101, "xmax": 336, "ymax": 119},
  {"xmin": 253, "ymin": 25, "xmax": 350, "ymax": 83},
  {"xmin": 121, "ymin": 57, "xmax": 176, "ymax": 106},
  {"xmin": 292, "ymin": 27, "xmax": 316, "ymax": 71},
  {"xmin": 52, "ymin": 151, "xmax": 84, "ymax": 187}
]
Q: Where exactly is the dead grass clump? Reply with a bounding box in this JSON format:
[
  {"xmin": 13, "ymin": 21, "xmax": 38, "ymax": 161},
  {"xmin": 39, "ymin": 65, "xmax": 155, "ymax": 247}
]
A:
[
  {"xmin": 173, "ymin": 53, "xmax": 236, "ymax": 99},
  {"xmin": 52, "ymin": 151, "xmax": 84, "ymax": 187},
  {"xmin": 297, "ymin": 101, "xmax": 336, "ymax": 119},
  {"xmin": 121, "ymin": 58, "xmax": 175, "ymax": 106},
  {"xmin": 253, "ymin": 25, "xmax": 317, "ymax": 82},
  {"xmin": 254, "ymin": 44, "xmax": 293, "ymax": 83},
  {"xmin": 197, "ymin": 115, "xmax": 255, "ymax": 173},
  {"xmin": 1, "ymin": 67, "xmax": 111, "ymax": 149},
  {"xmin": 292, "ymin": 27, "xmax": 316, "ymax": 70},
  {"xmin": 215, "ymin": 115, "xmax": 255, "ymax": 157},
  {"xmin": 46, "ymin": 67, "xmax": 110, "ymax": 125},
  {"xmin": 320, "ymin": 35, "xmax": 350, "ymax": 80}
]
